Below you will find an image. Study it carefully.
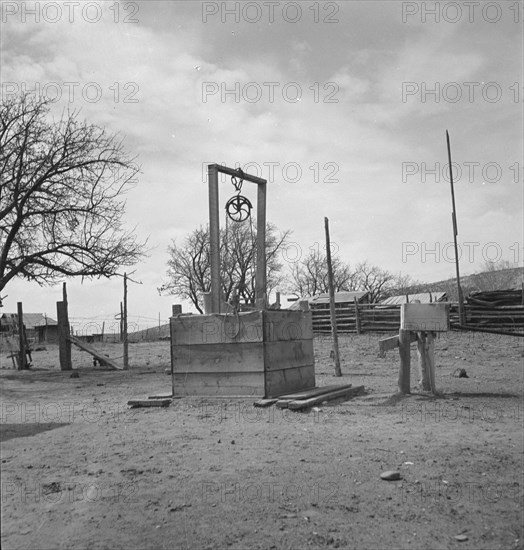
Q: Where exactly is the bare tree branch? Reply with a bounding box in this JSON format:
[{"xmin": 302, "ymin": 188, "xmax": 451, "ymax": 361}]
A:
[{"xmin": 0, "ymin": 93, "xmax": 147, "ymax": 292}]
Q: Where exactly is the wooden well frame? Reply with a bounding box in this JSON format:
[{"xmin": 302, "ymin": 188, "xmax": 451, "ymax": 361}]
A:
[{"xmin": 169, "ymin": 164, "xmax": 315, "ymax": 398}]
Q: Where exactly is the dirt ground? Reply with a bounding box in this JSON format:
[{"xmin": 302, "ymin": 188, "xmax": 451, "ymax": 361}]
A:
[{"xmin": 1, "ymin": 331, "xmax": 523, "ymax": 550}]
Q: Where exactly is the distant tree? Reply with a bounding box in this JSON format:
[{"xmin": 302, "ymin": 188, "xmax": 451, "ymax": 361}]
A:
[
  {"xmin": 0, "ymin": 93, "xmax": 146, "ymax": 293},
  {"xmin": 163, "ymin": 221, "xmax": 290, "ymax": 313},
  {"xmin": 471, "ymin": 260, "xmax": 520, "ymax": 291},
  {"xmin": 287, "ymin": 247, "xmax": 356, "ymax": 297},
  {"xmin": 382, "ymin": 272, "xmax": 424, "ymax": 299},
  {"xmin": 354, "ymin": 261, "xmax": 396, "ymax": 303}
]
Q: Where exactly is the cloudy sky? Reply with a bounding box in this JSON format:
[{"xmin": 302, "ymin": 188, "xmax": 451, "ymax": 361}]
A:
[{"xmin": 1, "ymin": 0, "xmax": 522, "ymax": 333}]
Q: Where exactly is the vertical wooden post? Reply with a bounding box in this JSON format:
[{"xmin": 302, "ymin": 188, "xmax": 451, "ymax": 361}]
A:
[
  {"xmin": 416, "ymin": 331, "xmax": 431, "ymax": 391},
  {"xmin": 56, "ymin": 301, "xmax": 72, "ymax": 370},
  {"xmin": 123, "ymin": 272, "xmax": 128, "ymax": 370},
  {"xmin": 63, "ymin": 283, "xmax": 72, "ymax": 368},
  {"xmin": 446, "ymin": 130, "xmax": 465, "ymax": 325},
  {"xmin": 426, "ymin": 331, "xmax": 436, "ymax": 394},
  {"xmin": 354, "ymin": 297, "xmax": 361, "ymax": 334},
  {"xmin": 398, "ymin": 329, "xmax": 411, "ymax": 393},
  {"xmin": 255, "ymin": 180, "xmax": 267, "ymax": 310},
  {"xmin": 324, "ymin": 217, "xmax": 342, "ymax": 377},
  {"xmin": 120, "ymin": 302, "xmax": 124, "ymax": 342},
  {"xmin": 17, "ymin": 302, "xmax": 26, "ymax": 370},
  {"xmin": 170, "ymin": 305, "xmax": 182, "ymax": 398},
  {"xmin": 208, "ymin": 164, "xmax": 221, "ymax": 313}
]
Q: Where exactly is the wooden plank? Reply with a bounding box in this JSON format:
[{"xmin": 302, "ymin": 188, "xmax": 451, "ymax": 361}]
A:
[
  {"xmin": 148, "ymin": 393, "xmax": 173, "ymax": 399},
  {"xmin": 263, "ymin": 310, "xmax": 313, "ymax": 341},
  {"xmin": 128, "ymin": 399, "xmax": 171, "ymax": 408},
  {"xmin": 263, "ymin": 340, "xmax": 315, "ymax": 371},
  {"xmin": 287, "ymin": 385, "xmax": 366, "ymax": 410},
  {"xmin": 171, "ymin": 312, "xmax": 263, "ymax": 345},
  {"xmin": 172, "ymin": 372, "xmax": 265, "ymax": 397},
  {"xmin": 378, "ymin": 335, "xmax": 399, "ymax": 355},
  {"xmin": 276, "ymin": 384, "xmax": 353, "ymax": 401},
  {"xmin": 171, "ymin": 342, "xmax": 264, "ymax": 373},
  {"xmin": 379, "ymin": 332, "xmax": 417, "ymax": 356},
  {"xmin": 69, "ymin": 336, "xmax": 123, "ymax": 370},
  {"xmin": 265, "ymin": 364, "xmax": 316, "ymax": 398},
  {"xmin": 401, "ymin": 303, "xmax": 449, "ymax": 332},
  {"xmin": 253, "ymin": 399, "xmax": 278, "ymax": 408}
]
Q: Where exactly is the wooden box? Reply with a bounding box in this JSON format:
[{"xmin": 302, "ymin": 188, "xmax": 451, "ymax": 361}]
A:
[
  {"xmin": 170, "ymin": 310, "xmax": 315, "ymax": 397},
  {"xmin": 400, "ymin": 303, "xmax": 450, "ymax": 332}
]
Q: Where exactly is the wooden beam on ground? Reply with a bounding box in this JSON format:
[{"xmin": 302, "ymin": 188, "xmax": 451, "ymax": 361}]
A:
[
  {"xmin": 277, "ymin": 384, "xmax": 352, "ymax": 402},
  {"xmin": 253, "ymin": 398, "xmax": 278, "ymax": 408},
  {"xmin": 287, "ymin": 385, "xmax": 365, "ymax": 410},
  {"xmin": 68, "ymin": 335, "xmax": 123, "ymax": 370},
  {"xmin": 128, "ymin": 399, "xmax": 171, "ymax": 408}
]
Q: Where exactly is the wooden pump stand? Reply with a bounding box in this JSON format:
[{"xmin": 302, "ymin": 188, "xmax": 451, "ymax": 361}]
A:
[
  {"xmin": 207, "ymin": 164, "xmax": 267, "ymax": 312},
  {"xmin": 379, "ymin": 303, "xmax": 450, "ymax": 395}
]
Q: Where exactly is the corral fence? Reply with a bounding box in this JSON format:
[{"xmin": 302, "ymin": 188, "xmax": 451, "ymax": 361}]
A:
[{"xmin": 310, "ymin": 302, "xmax": 524, "ymax": 334}]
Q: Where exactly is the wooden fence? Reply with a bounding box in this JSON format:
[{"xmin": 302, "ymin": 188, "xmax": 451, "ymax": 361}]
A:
[{"xmin": 311, "ymin": 302, "xmax": 524, "ymax": 334}]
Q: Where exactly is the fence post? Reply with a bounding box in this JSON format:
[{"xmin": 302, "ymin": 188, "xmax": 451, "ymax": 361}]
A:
[
  {"xmin": 56, "ymin": 301, "xmax": 72, "ymax": 370},
  {"xmin": 398, "ymin": 329, "xmax": 411, "ymax": 394},
  {"xmin": 17, "ymin": 302, "xmax": 26, "ymax": 370},
  {"xmin": 354, "ymin": 297, "xmax": 361, "ymax": 334}
]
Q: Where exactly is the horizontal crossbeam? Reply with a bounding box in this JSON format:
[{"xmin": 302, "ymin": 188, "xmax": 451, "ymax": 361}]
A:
[{"xmin": 209, "ymin": 164, "xmax": 267, "ymax": 185}]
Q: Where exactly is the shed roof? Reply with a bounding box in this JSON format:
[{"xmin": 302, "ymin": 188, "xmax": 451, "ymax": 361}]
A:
[
  {"xmin": 288, "ymin": 291, "xmax": 369, "ymax": 309},
  {"xmin": 1, "ymin": 313, "xmax": 58, "ymax": 329},
  {"xmin": 379, "ymin": 292, "xmax": 447, "ymax": 306}
]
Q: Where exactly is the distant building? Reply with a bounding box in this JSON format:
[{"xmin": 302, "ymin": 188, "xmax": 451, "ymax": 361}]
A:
[{"xmin": 0, "ymin": 313, "xmax": 58, "ymax": 343}]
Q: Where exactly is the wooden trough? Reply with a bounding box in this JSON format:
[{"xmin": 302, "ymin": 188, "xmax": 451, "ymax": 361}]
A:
[{"xmin": 170, "ymin": 309, "xmax": 315, "ymax": 397}]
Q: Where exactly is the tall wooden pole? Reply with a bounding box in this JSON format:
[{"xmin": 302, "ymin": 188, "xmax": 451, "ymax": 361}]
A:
[
  {"xmin": 62, "ymin": 283, "xmax": 72, "ymax": 369},
  {"xmin": 208, "ymin": 164, "xmax": 221, "ymax": 313},
  {"xmin": 446, "ymin": 130, "xmax": 465, "ymax": 325},
  {"xmin": 255, "ymin": 180, "xmax": 267, "ymax": 309},
  {"xmin": 324, "ymin": 217, "xmax": 342, "ymax": 377},
  {"xmin": 17, "ymin": 302, "xmax": 26, "ymax": 370},
  {"xmin": 123, "ymin": 272, "xmax": 128, "ymax": 369}
]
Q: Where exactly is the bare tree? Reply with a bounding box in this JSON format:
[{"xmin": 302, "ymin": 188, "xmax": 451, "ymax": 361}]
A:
[
  {"xmin": 354, "ymin": 261, "xmax": 396, "ymax": 303},
  {"xmin": 382, "ymin": 272, "xmax": 424, "ymax": 299},
  {"xmin": 288, "ymin": 248, "xmax": 356, "ymax": 297},
  {"xmin": 471, "ymin": 260, "xmax": 520, "ymax": 291},
  {"xmin": 163, "ymin": 221, "xmax": 290, "ymax": 313},
  {"xmin": 0, "ymin": 94, "xmax": 146, "ymax": 292}
]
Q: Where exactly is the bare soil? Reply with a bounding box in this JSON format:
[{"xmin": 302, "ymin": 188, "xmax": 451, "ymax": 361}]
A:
[{"xmin": 1, "ymin": 332, "xmax": 523, "ymax": 550}]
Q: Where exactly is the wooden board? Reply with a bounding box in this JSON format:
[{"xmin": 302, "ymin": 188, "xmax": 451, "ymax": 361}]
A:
[
  {"xmin": 265, "ymin": 364, "xmax": 316, "ymax": 398},
  {"xmin": 128, "ymin": 399, "xmax": 171, "ymax": 408},
  {"xmin": 171, "ymin": 312, "xmax": 263, "ymax": 345},
  {"xmin": 172, "ymin": 342, "xmax": 264, "ymax": 373},
  {"xmin": 264, "ymin": 340, "xmax": 315, "ymax": 371},
  {"xmin": 276, "ymin": 384, "xmax": 353, "ymax": 401},
  {"xmin": 253, "ymin": 399, "xmax": 278, "ymax": 408},
  {"xmin": 172, "ymin": 372, "xmax": 265, "ymax": 397},
  {"xmin": 287, "ymin": 385, "xmax": 366, "ymax": 410},
  {"xmin": 69, "ymin": 336, "xmax": 123, "ymax": 370},
  {"xmin": 378, "ymin": 333, "xmax": 417, "ymax": 356},
  {"xmin": 401, "ymin": 303, "xmax": 449, "ymax": 332},
  {"xmin": 263, "ymin": 310, "xmax": 313, "ymax": 341}
]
